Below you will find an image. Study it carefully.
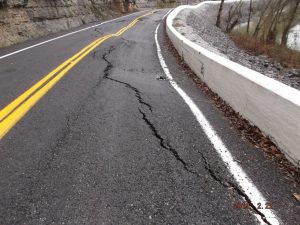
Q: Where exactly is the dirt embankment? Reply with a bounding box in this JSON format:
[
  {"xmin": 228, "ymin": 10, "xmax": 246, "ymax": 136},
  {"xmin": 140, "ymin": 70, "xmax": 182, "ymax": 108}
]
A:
[{"xmin": 0, "ymin": 0, "xmax": 135, "ymax": 48}]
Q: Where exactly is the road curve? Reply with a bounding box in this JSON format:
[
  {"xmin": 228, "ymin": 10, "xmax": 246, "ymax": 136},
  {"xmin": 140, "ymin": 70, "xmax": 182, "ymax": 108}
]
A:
[{"xmin": 0, "ymin": 9, "xmax": 299, "ymax": 225}]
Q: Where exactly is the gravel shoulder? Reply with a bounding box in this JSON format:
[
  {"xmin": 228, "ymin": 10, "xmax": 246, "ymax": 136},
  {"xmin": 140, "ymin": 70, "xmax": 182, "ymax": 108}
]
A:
[{"xmin": 173, "ymin": 3, "xmax": 300, "ymax": 90}]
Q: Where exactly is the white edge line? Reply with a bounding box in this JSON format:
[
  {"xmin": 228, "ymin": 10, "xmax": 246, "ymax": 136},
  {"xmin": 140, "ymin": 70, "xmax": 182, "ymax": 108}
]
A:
[
  {"xmin": 155, "ymin": 14, "xmax": 281, "ymax": 225},
  {"xmin": 0, "ymin": 11, "xmax": 144, "ymax": 60}
]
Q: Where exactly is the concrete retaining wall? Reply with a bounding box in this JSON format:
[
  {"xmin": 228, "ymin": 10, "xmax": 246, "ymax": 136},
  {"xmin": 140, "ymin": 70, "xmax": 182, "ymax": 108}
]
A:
[{"xmin": 166, "ymin": 1, "xmax": 300, "ymax": 166}]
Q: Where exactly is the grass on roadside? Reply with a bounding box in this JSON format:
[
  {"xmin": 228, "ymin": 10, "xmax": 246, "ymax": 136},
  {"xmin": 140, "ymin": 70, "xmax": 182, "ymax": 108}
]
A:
[{"xmin": 230, "ymin": 32, "xmax": 300, "ymax": 69}]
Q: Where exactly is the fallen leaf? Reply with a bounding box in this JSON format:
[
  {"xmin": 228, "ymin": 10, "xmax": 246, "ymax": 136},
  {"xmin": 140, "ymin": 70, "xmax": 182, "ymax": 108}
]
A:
[{"xmin": 293, "ymin": 193, "xmax": 300, "ymax": 202}]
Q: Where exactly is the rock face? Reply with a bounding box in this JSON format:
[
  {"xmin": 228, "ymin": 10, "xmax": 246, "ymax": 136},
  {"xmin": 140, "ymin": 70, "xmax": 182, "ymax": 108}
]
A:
[
  {"xmin": 135, "ymin": 0, "xmax": 176, "ymax": 8},
  {"xmin": 0, "ymin": 0, "xmax": 135, "ymax": 47}
]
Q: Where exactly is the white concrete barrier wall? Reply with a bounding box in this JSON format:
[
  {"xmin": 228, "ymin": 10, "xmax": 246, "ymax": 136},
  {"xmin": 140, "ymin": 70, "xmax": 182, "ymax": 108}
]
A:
[{"xmin": 166, "ymin": 1, "xmax": 300, "ymax": 166}]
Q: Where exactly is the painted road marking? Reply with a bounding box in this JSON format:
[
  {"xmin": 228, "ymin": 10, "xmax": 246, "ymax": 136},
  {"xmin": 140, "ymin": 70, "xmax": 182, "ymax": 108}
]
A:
[
  {"xmin": 0, "ymin": 11, "xmax": 155, "ymax": 139},
  {"xmin": 0, "ymin": 36, "xmax": 108, "ymax": 122},
  {"xmin": 0, "ymin": 11, "xmax": 146, "ymax": 60},
  {"xmin": 155, "ymin": 20, "xmax": 281, "ymax": 225}
]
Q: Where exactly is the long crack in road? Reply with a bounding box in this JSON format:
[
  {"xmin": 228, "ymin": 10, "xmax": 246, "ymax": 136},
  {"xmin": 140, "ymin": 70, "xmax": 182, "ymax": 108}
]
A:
[{"xmin": 0, "ymin": 9, "xmax": 299, "ymax": 225}]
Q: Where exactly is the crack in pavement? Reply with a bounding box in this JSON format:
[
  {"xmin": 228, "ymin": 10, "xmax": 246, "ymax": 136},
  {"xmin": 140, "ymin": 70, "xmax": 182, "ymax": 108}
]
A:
[
  {"xmin": 101, "ymin": 45, "xmax": 204, "ymax": 177},
  {"xmin": 101, "ymin": 45, "xmax": 271, "ymax": 224},
  {"xmin": 137, "ymin": 106, "xmax": 268, "ymax": 224},
  {"xmin": 229, "ymin": 181, "xmax": 272, "ymax": 225},
  {"xmin": 101, "ymin": 45, "xmax": 229, "ymax": 184},
  {"xmin": 161, "ymin": 24, "xmax": 275, "ymax": 224},
  {"xmin": 138, "ymin": 108, "xmax": 198, "ymax": 174},
  {"xmin": 102, "ymin": 46, "xmax": 152, "ymax": 112},
  {"xmin": 18, "ymin": 48, "xmax": 121, "ymax": 219},
  {"xmin": 199, "ymin": 151, "xmax": 230, "ymax": 186},
  {"xmin": 94, "ymin": 28, "xmax": 103, "ymax": 35},
  {"xmin": 199, "ymin": 151, "xmax": 272, "ymax": 224},
  {"xmin": 108, "ymin": 78, "xmax": 153, "ymax": 112},
  {"xmin": 102, "ymin": 46, "xmax": 114, "ymax": 79},
  {"xmin": 38, "ymin": 48, "xmax": 115, "ymax": 171}
]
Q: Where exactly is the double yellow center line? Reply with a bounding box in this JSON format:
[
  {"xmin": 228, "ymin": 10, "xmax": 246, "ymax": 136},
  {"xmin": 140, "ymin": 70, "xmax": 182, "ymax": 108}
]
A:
[{"xmin": 0, "ymin": 11, "xmax": 155, "ymax": 139}]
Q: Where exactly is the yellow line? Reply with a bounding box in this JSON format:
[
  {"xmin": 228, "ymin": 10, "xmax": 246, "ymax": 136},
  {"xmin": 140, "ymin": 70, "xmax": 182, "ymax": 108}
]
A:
[
  {"xmin": 0, "ymin": 11, "xmax": 156, "ymax": 139},
  {"xmin": 0, "ymin": 36, "xmax": 107, "ymax": 121}
]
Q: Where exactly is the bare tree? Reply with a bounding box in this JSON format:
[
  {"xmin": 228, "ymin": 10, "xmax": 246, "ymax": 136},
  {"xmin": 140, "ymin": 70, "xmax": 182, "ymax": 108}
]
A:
[
  {"xmin": 251, "ymin": 0, "xmax": 299, "ymax": 44},
  {"xmin": 246, "ymin": 0, "xmax": 253, "ymax": 33},
  {"xmin": 253, "ymin": 0, "xmax": 271, "ymax": 38},
  {"xmin": 218, "ymin": 0, "xmax": 299, "ymax": 47},
  {"xmin": 252, "ymin": 0, "xmax": 289, "ymax": 42},
  {"xmin": 225, "ymin": 0, "xmax": 243, "ymax": 33},
  {"xmin": 216, "ymin": 0, "xmax": 225, "ymax": 28},
  {"xmin": 265, "ymin": 0, "xmax": 288, "ymax": 43}
]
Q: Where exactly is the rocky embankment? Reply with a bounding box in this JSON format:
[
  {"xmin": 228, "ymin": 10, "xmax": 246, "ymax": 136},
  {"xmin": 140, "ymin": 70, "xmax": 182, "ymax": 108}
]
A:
[
  {"xmin": 174, "ymin": 3, "xmax": 300, "ymax": 90},
  {"xmin": 0, "ymin": 0, "xmax": 135, "ymax": 47}
]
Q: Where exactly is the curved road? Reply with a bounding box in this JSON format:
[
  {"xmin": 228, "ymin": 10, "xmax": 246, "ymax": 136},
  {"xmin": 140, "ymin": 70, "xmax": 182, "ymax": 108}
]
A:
[{"xmin": 0, "ymin": 9, "xmax": 299, "ymax": 225}]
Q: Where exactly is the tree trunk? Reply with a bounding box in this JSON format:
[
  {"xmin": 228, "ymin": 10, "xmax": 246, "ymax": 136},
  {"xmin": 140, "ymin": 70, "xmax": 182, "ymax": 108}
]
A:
[
  {"xmin": 247, "ymin": 0, "xmax": 253, "ymax": 34},
  {"xmin": 253, "ymin": 1, "xmax": 270, "ymax": 37},
  {"xmin": 216, "ymin": 0, "xmax": 225, "ymax": 28}
]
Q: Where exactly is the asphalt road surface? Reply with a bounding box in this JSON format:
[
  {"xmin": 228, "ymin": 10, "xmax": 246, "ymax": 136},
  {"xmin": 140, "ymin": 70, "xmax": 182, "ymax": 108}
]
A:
[{"xmin": 0, "ymin": 9, "xmax": 299, "ymax": 225}]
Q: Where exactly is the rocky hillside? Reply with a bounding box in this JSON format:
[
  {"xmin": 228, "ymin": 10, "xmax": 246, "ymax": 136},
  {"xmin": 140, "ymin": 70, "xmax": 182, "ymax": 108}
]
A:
[{"xmin": 0, "ymin": 0, "xmax": 135, "ymax": 47}]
